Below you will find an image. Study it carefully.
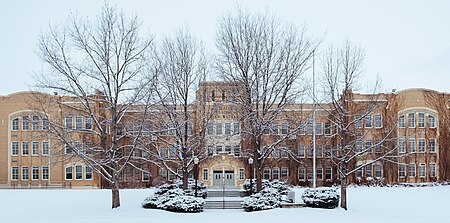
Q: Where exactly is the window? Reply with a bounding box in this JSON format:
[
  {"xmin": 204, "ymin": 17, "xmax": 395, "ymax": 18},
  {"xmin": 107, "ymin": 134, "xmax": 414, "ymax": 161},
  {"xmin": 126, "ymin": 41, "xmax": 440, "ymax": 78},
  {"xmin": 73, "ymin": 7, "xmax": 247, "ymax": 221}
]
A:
[
  {"xmin": 65, "ymin": 116, "xmax": 73, "ymax": 129},
  {"xmin": 365, "ymin": 165, "xmax": 372, "ymax": 178},
  {"xmin": 263, "ymin": 168, "xmax": 270, "ymax": 180},
  {"xmin": 418, "ymin": 113, "xmax": 425, "ymax": 128},
  {"xmin": 272, "ymin": 168, "xmax": 280, "ymax": 180},
  {"xmin": 398, "ymin": 115, "xmax": 405, "ymax": 128},
  {"xmin": 299, "ymin": 123, "xmax": 306, "ymax": 135},
  {"xmin": 141, "ymin": 171, "xmax": 150, "ymax": 182},
  {"xmin": 75, "ymin": 116, "xmax": 83, "ymax": 129},
  {"xmin": 22, "ymin": 166, "xmax": 29, "ymax": 180},
  {"xmin": 159, "ymin": 168, "xmax": 166, "ymax": 179},
  {"xmin": 325, "ymin": 167, "xmax": 332, "ymax": 180},
  {"xmin": 272, "ymin": 123, "xmax": 279, "ymax": 135},
  {"xmin": 216, "ymin": 123, "xmax": 223, "ymax": 135},
  {"xmin": 43, "ymin": 118, "xmax": 49, "ymax": 130},
  {"xmin": 355, "ymin": 140, "xmax": 362, "ymax": 153},
  {"xmin": 207, "ymin": 124, "xmax": 214, "ymax": 135},
  {"xmin": 325, "ymin": 145, "xmax": 332, "ymax": 157},
  {"xmin": 11, "ymin": 167, "xmax": 19, "ymax": 180},
  {"xmin": 281, "ymin": 123, "xmax": 289, "ymax": 135},
  {"xmin": 75, "ymin": 165, "xmax": 83, "ymax": 180},
  {"xmin": 239, "ymin": 168, "xmax": 245, "ymax": 180},
  {"xmin": 42, "ymin": 166, "xmax": 49, "ymax": 180},
  {"xmin": 32, "ymin": 116, "xmax": 40, "ymax": 130},
  {"xmin": 166, "ymin": 146, "xmax": 175, "ymax": 159},
  {"xmin": 32, "ymin": 166, "xmax": 39, "ymax": 180},
  {"xmin": 298, "ymin": 167, "xmax": 306, "ymax": 181},
  {"xmin": 22, "ymin": 116, "xmax": 29, "ymax": 130},
  {"xmin": 324, "ymin": 122, "xmax": 332, "ymax": 135},
  {"xmin": 409, "ymin": 138, "xmax": 416, "ymax": 153},
  {"xmin": 42, "ymin": 142, "xmax": 49, "ymax": 155},
  {"xmin": 428, "ymin": 115, "xmax": 436, "ymax": 128},
  {"xmin": 233, "ymin": 122, "xmax": 240, "ymax": 135},
  {"xmin": 316, "ymin": 168, "xmax": 323, "ymax": 180},
  {"xmin": 374, "ymin": 164, "xmax": 382, "ymax": 178},
  {"xmin": 85, "ymin": 116, "xmax": 92, "ymax": 129},
  {"xmin": 365, "ymin": 140, "xmax": 372, "ymax": 153},
  {"xmin": 298, "ymin": 145, "xmax": 305, "ymax": 157},
  {"xmin": 408, "ymin": 113, "xmax": 415, "ymax": 128},
  {"xmin": 316, "ymin": 145, "xmax": 323, "ymax": 158},
  {"xmin": 263, "ymin": 125, "xmax": 270, "ymax": 135},
  {"xmin": 281, "ymin": 167, "xmax": 288, "ymax": 179},
  {"xmin": 308, "ymin": 147, "xmax": 313, "ymax": 158},
  {"xmin": 429, "ymin": 163, "xmax": 436, "ymax": 178},
  {"xmin": 419, "ymin": 164, "xmax": 426, "ymax": 178},
  {"xmin": 281, "ymin": 147, "xmax": 289, "ymax": 158},
  {"xmin": 221, "ymin": 91, "xmax": 226, "ymax": 101},
  {"xmin": 85, "ymin": 166, "xmax": 92, "ymax": 180},
  {"xmin": 355, "ymin": 115, "xmax": 362, "ymax": 128},
  {"xmin": 32, "ymin": 142, "xmax": 39, "ymax": 155},
  {"xmin": 22, "ymin": 142, "xmax": 29, "ymax": 156},
  {"xmin": 307, "ymin": 168, "xmax": 313, "ymax": 180},
  {"xmin": 65, "ymin": 143, "xmax": 73, "ymax": 154},
  {"xmin": 272, "ymin": 147, "xmax": 279, "ymax": 158},
  {"xmin": 315, "ymin": 123, "xmax": 323, "ymax": 135},
  {"xmin": 365, "ymin": 114, "xmax": 372, "ymax": 128},
  {"xmin": 374, "ymin": 140, "xmax": 382, "ymax": 153},
  {"xmin": 429, "ymin": 138, "xmax": 436, "ymax": 153},
  {"xmin": 65, "ymin": 166, "xmax": 73, "ymax": 180},
  {"xmin": 12, "ymin": 142, "xmax": 19, "ymax": 155},
  {"xmin": 12, "ymin": 118, "xmax": 19, "ymax": 130},
  {"xmin": 168, "ymin": 170, "xmax": 176, "ymax": 181},
  {"xmin": 211, "ymin": 90, "xmax": 215, "ymax": 101},
  {"xmin": 374, "ymin": 114, "xmax": 382, "ymax": 128},
  {"xmin": 203, "ymin": 169, "xmax": 209, "ymax": 181},
  {"xmin": 224, "ymin": 123, "xmax": 231, "ymax": 135},
  {"xmin": 398, "ymin": 139, "xmax": 406, "ymax": 153},
  {"xmin": 225, "ymin": 146, "xmax": 232, "ymax": 154},
  {"xmin": 356, "ymin": 166, "xmax": 363, "ymax": 178},
  {"xmin": 234, "ymin": 146, "xmax": 241, "ymax": 157},
  {"xmin": 409, "ymin": 163, "xmax": 416, "ymax": 177},
  {"xmin": 306, "ymin": 119, "xmax": 313, "ymax": 135},
  {"xmin": 215, "ymin": 145, "xmax": 223, "ymax": 154},
  {"xmin": 398, "ymin": 164, "xmax": 406, "ymax": 178},
  {"xmin": 418, "ymin": 138, "xmax": 426, "ymax": 153},
  {"xmin": 207, "ymin": 145, "xmax": 213, "ymax": 156}
]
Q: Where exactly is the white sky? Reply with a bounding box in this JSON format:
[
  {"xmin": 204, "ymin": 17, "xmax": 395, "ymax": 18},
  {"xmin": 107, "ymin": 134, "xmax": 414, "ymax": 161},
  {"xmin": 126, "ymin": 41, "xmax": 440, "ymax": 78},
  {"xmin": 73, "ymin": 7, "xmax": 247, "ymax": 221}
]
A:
[{"xmin": 1, "ymin": 0, "xmax": 449, "ymax": 95}]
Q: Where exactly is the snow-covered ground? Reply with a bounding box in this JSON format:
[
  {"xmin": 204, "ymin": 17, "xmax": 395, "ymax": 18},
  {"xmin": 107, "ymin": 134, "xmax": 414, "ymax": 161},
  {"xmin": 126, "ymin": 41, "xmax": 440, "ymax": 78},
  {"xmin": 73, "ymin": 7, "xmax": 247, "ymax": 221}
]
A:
[{"xmin": 1, "ymin": 186, "xmax": 449, "ymax": 223}]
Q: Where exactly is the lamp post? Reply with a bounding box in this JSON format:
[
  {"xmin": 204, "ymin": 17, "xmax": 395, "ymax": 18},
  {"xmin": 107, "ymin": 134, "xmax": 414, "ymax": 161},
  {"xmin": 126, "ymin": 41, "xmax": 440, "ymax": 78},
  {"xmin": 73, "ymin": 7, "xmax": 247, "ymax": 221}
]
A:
[
  {"xmin": 248, "ymin": 157, "xmax": 253, "ymax": 195},
  {"xmin": 194, "ymin": 157, "xmax": 199, "ymax": 197}
]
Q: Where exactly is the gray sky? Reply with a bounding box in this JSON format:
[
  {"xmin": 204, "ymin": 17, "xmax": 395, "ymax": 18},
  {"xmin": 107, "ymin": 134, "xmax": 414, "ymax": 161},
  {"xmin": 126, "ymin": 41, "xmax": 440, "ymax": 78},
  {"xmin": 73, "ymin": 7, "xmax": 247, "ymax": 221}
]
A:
[{"xmin": 1, "ymin": 0, "xmax": 449, "ymax": 95}]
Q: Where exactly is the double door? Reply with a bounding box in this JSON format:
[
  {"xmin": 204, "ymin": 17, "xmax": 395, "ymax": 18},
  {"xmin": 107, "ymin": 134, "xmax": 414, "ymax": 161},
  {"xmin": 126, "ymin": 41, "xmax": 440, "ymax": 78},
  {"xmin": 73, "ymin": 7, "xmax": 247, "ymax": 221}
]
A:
[{"xmin": 213, "ymin": 171, "xmax": 234, "ymax": 187}]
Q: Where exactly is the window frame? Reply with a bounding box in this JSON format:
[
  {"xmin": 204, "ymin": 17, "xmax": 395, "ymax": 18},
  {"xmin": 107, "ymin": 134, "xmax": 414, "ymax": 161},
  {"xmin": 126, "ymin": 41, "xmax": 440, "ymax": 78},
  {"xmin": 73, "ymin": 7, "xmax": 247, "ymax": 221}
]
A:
[
  {"xmin": 374, "ymin": 114, "xmax": 382, "ymax": 128},
  {"xmin": 65, "ymin": 166, "xmax": 73, "ymax": 180},
  {"xmin": 203, "ymin": 168, "xmax": 209, "ymax": 181},
  {"xmin": 364, "ymin": 114, "xmax": 372, "ymax": 128},
  {"xmin": 32, "ymin": 166, "xmax": 39, "ymax": 180},
  {"xmin": 408, "ymin": 112, "xmax": 415, "ymax": 128},
  {"xmin": 22, "ymin": 166, "xmax": 29, "ymax": 180},
  {"xmin": 418, "ymin": 113, "xmax": 425, "ymax": 128},
  {"xmin": 12, "ymin": 118, "xmax": 19, "ymax": 131},
  {"xmin": 22, "ymin": 141, "xmax": 29, "ymax": 156},
  {"xmin": 32, "ymin": 141, "xmax": 39, "ymax": 156},
  {"xmin": 11, "ymin": 166, "xmax": 19, "ymax": 180},
  {"xmin": 42, "ymin": 166, "xmax": 49, "ymax": 180}
]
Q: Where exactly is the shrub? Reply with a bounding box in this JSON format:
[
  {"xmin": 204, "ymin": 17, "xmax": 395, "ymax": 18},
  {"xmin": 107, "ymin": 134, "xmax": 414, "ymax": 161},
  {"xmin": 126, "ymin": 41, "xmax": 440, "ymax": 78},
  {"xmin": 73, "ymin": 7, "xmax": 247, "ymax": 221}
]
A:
[
  {"xmin": 142, "ymin": 186, "xmax": 204, "ymax": 213},
  {"xmin": 301, "ymin": 187, "xmax": 340, "ymax": 209},
  {"xmin": 241, "ymin": 187, "xmax": 282, "ymax": 212},
  {"xmin": 161, "ymin": 196, "xmax": 204, "ymax": 213},
  {"xmin": 242, "ymin": 179, "xmax": 290, "ymax": 195}
]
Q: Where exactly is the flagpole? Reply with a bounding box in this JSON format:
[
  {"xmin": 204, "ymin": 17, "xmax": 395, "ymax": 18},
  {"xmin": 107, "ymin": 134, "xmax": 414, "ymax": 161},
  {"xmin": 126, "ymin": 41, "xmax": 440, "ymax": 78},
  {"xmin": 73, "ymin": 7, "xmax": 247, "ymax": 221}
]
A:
[{"xmin": 312, "ymin": 50, "xmax": 316, "ymax": 188}]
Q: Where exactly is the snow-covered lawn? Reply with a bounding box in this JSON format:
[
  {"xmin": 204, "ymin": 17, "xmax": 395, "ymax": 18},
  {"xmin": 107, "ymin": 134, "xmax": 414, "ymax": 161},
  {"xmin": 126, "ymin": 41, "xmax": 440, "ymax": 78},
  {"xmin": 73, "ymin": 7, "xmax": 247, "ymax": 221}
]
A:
[{"xmin": 1, "ymin": 186, "xmax": 449, "ymax": 223}]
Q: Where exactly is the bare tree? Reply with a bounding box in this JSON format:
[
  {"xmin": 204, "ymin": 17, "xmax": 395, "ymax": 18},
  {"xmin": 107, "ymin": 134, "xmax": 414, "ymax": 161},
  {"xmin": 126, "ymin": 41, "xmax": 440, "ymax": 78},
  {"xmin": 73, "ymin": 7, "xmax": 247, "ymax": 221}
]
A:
[
  {"xmin": 215, "ymin": 8, "xmax": 317, "ymax": 191},
  {"xmin": 319, "ymin": 39, "xmax": 398, "ymax": 210},
  {"xmin": 33, "ymin": 4, "xmax": 153, "ymax": 208},
  {"xmin": 146, "ymin": 28, "xmax": 211, "ymax": 189}
]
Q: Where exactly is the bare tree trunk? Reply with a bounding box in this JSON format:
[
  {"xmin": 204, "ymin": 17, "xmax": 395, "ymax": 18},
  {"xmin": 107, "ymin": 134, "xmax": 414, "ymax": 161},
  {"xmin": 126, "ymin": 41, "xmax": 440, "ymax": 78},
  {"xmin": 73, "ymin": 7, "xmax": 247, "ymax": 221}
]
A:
[
  {"xmin": 183, "ymin": 167, "xmax": 188, "ymax": 190},
  {"xmin": 111, "ymin": 178, "xmax": 120, "ymax": 209},
  {"xmin": 340, "ymin": 174, "xmax": 347, "ymax": 210}
]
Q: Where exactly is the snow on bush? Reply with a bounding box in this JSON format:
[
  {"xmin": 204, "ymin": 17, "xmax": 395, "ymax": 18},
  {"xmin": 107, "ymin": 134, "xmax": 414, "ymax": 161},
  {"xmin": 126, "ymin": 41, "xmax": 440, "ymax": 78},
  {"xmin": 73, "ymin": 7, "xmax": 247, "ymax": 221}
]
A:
[
  {"xmin": 142, "ymin": 185, "xmax": 204, "ymax": 213},
  {"xmin": 301, "ymin": 187, "xmax": 340, "ymax": 209},
  {"xmin": 241, "ymin": 187, "xmax": 282, "ymax": 212},
  {"xmin": 162, "ymin": 195, "xmax": 204, "ymax": 213},
  {"xmin": 242, "ymin": 179, "xmax": 290, "ymax": 195}
]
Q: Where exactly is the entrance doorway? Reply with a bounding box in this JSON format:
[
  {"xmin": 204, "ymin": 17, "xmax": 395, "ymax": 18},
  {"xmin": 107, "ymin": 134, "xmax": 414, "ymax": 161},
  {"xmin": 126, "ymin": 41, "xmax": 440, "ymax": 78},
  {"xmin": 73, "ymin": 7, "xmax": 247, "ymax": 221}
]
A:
[{"xmin": 213, "ymin": 170, "xmax": 234, "ymax": 187}]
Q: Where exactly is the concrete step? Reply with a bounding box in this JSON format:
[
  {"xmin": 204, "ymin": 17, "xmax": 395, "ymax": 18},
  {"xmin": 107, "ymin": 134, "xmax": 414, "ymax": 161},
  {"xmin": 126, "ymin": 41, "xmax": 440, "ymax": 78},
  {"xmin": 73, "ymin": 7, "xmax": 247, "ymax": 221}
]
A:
[
  {"xmin": 208, "ymin": 190, "xmax": 241, "ymax": 197},
  {"xmin": 204, "ymin": 200, "xmax": 242, "ymax": 209}
]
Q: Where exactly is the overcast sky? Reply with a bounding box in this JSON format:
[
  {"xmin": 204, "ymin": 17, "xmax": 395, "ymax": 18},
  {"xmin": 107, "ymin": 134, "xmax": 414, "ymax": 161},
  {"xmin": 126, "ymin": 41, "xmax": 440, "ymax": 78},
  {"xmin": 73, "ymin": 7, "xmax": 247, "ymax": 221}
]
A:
[{"xmin": 1, "ymin": 0, "xmax": 449, "ymax": 95}]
